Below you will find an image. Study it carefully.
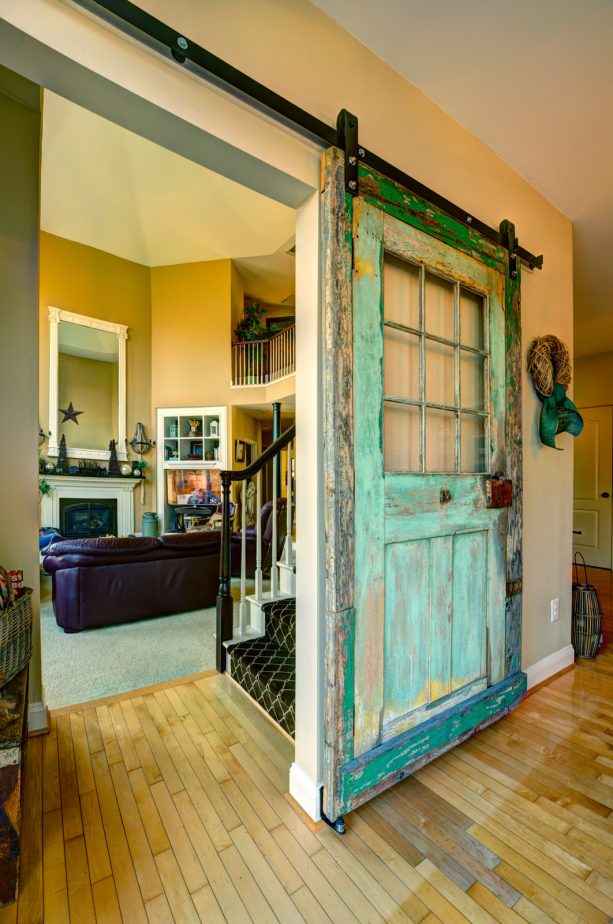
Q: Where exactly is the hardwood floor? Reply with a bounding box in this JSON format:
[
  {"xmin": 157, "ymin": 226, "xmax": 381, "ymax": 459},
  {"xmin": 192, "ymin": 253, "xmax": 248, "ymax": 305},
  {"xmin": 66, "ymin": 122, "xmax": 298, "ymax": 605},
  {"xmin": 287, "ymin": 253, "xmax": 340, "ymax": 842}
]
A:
[{"xmin": 3, "ymin": 574, "xmax": 613, "ymax": 923}]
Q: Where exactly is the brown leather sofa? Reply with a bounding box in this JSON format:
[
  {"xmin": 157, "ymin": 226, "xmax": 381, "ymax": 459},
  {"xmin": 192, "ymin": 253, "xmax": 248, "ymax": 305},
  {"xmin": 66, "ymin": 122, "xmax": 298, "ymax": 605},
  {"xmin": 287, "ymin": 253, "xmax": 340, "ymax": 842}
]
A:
[{"xmin": 43, "ymin": 533, "xmax": 220, "ymax": 632}]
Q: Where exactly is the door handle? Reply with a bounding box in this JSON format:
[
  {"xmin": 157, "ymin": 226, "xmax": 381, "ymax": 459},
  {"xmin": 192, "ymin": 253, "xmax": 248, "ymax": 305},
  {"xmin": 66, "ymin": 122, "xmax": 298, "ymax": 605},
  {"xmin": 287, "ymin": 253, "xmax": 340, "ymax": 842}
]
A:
[
  {"xmin": 601, "ymin": 492, "xmax": 610, "ymax": 498},
  {"xmin": 573, "ymin": 530, "xmax": 582, "ymax": 535}
]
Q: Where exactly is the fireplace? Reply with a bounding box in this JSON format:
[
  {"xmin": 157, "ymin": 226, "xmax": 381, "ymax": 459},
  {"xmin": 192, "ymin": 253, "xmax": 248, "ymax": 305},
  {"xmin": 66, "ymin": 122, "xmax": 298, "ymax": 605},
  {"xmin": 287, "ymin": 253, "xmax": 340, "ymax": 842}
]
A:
[{"xmin": 59, "ymin": 498, "xmax": 117, "ymax": 539}]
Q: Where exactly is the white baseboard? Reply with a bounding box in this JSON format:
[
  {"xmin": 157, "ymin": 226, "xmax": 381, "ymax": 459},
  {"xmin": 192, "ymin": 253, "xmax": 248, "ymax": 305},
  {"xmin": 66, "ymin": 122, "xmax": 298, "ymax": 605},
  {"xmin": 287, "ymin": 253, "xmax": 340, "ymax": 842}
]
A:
[
  {"xmin": 525, "ymin": 644, "xmax": 575, "ymax": 690},
  {"xmin": 28, "ymin": 700, "xmax": 49, "ymax": 733},
  {"xmin": 289, "ymin": 762, "xmax": 322, "ymax": 821}
]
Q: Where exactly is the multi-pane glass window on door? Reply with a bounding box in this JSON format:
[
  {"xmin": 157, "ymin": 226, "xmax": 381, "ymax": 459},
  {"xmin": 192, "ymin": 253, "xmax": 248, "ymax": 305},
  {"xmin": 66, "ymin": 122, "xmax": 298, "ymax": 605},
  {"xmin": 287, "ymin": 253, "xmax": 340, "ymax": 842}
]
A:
[{"xmin": 383, "ymin": 253, "xmax": 489, "ymax": 474}]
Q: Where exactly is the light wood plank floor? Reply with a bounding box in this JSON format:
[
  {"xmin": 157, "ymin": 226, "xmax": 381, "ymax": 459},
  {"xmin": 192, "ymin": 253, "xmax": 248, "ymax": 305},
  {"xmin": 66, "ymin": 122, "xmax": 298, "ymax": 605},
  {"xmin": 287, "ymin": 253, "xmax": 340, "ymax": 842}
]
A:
[{"xmin": 3, "ymin": 570, "xmax": 613, "ymax": 923}]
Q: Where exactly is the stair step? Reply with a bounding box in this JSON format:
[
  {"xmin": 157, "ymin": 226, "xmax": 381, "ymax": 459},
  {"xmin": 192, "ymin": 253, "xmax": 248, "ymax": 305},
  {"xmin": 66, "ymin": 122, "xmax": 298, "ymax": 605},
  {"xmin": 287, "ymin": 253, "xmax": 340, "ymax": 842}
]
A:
[
  {"xmin": 227, "ymin": 638, "xmax": 295, "ymax": 736},
  {"xmin": 262, "ymin": 597, "xmax": 296, "ymax": 655}
]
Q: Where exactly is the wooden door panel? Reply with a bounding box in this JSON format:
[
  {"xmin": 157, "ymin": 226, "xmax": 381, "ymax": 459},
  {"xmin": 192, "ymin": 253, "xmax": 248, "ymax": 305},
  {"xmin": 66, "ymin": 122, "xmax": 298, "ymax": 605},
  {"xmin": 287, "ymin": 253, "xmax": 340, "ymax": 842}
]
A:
[
  {"xmin": 451, "ymin": 530, "xmax": 487, "ymax": 690},
  {"xmin": 322, "ymin": 149, "xmax": 525, "ymax": 824},
  {"xmin": 383, "ymin": 538, "xmax": 432, "ymax": 725}
]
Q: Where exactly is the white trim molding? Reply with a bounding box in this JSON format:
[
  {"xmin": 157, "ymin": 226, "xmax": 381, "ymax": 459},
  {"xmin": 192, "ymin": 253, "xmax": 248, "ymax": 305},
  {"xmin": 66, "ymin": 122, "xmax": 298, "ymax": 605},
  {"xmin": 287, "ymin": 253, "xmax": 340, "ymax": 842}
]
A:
[
  {"xmin": 40, "ymin": 476, "xmax": 138, "ymax": 536},
  {"xmin": 525, "ymin": 644, "xmax": 575, "ymax": 690},
  {"xmin": 28, "ymin": 700, "xmax": 49, "ymax": 734},
  {"xmin": 289, "ymin": 761, "xmax": 322, "ymax": 821},
  {"xmin": 48, "ymin": 306, "xmax": 128, "ymax": 461}
]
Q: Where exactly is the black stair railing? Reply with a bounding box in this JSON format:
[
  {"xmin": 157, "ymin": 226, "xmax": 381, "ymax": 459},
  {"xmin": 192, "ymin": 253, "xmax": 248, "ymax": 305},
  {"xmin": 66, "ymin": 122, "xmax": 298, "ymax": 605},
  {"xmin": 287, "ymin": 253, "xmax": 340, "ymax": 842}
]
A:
[{"xmin": 217, "ymin": 424, "xmax": 296, "ymax": 672}]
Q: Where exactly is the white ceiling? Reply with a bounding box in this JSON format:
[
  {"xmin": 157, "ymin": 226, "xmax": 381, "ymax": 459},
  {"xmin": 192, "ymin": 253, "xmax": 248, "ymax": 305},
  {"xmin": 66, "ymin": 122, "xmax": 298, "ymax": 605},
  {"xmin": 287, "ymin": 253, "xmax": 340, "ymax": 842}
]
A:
[
  {"xmin": 313, "ymin": 0, "xmax": 613, "ymax": 357},
  {"xmin": 41, "ymin": 91, "xmax": 295, "ymax": 303}
]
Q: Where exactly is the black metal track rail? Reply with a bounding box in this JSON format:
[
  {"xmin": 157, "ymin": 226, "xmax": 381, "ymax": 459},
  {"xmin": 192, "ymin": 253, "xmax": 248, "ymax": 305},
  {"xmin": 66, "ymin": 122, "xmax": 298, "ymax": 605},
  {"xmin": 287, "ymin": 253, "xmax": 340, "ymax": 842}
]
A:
[{"xmin": 73, "ymin": 0, "xmax": 543, "ymax": 270}]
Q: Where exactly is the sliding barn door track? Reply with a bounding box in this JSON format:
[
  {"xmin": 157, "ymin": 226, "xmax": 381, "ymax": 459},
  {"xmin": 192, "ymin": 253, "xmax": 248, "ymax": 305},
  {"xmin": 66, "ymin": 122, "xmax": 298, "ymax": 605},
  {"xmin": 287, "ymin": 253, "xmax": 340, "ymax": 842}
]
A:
[{"xmin": 74, "ymin": 0, "xmax": 543, "ymax": 271}]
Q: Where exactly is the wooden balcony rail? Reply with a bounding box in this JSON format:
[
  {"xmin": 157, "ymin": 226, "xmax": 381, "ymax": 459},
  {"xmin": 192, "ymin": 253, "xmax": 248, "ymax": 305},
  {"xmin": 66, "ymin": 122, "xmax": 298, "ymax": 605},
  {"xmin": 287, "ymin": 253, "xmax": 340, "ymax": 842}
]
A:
[
  {"xmin": 231, "ymin": 325, "xmax": 295, "ymax": 386},
  {"xmin": 217, "ymin": 424, "xmax": 296, "ymax": 672}
]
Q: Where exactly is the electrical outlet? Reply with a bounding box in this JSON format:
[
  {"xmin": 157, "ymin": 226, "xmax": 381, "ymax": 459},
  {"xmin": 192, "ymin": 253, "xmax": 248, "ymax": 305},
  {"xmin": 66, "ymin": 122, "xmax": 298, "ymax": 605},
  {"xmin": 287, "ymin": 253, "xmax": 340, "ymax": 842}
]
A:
[{"xmin": 550, "ymin": 597, "xmax": 560, "ymax": 623}]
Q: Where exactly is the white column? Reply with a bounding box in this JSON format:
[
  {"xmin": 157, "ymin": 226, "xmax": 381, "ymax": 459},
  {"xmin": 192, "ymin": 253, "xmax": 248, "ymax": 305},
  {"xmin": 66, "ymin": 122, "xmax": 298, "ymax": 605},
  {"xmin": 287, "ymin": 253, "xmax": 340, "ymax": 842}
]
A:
[{"xmin": 290, "ymin": 189, "xmax": 323, "ymax": 820}]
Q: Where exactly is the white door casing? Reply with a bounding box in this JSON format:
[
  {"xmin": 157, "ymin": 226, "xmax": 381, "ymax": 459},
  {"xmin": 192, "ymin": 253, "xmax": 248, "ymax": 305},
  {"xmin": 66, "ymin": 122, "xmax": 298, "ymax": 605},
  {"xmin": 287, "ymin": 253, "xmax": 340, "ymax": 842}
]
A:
[{"xmin": 573, "ymin": 406, "xmax": 612, "ymax": 569}]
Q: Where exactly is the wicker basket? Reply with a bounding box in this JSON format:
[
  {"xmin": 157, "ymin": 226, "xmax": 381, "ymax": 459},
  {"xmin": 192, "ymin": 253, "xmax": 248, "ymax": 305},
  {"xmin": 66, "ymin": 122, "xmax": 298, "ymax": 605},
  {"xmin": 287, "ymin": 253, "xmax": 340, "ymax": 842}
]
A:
[
  {"xmin": 0, "ymin": 566, "xmax": 33, "ymax": 689},
  {"xmin": 572, "ymin": 553, "xmax": 603, "ymax": 659}
]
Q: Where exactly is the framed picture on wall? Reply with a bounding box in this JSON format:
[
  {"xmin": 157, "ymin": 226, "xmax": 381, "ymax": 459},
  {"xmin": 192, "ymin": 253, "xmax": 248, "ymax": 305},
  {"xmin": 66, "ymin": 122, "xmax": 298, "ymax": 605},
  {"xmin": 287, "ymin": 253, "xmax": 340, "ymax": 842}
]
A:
[{"xmin": 235, "ymin": 439, "xmax": 245, "ymax": 463}]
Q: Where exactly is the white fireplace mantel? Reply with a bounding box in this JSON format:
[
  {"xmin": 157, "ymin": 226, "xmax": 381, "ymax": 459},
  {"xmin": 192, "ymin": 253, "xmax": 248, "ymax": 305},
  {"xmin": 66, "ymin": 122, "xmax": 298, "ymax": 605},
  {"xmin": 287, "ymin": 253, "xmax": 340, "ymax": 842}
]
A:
[{"xmin": 40, "ymin": 476, "xmax": 138, "ymax": 536}]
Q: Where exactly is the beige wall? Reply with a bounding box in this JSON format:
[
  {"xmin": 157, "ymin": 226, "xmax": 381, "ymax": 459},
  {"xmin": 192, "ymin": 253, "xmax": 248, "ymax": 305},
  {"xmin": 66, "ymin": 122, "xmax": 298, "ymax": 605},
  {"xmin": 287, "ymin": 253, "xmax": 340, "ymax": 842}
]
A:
[
  {"xmin": 0, "ymin": 68, "xmax": 42, "ymax": 704},
  {"xmin": 574, "ymin": 352, "xmax": 613, "ymax": 407},
  {"xmin": 39, "ymin": 232, "xmax": 154, "ymax": 513}
]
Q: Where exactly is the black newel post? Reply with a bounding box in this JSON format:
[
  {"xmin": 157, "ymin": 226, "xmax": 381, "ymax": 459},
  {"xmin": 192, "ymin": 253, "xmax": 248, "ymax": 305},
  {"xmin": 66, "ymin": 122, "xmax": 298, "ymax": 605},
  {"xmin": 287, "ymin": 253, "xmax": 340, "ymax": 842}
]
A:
[{"xmin": 216, "ymin": 471, "xmax": 234, "ymax": 672}]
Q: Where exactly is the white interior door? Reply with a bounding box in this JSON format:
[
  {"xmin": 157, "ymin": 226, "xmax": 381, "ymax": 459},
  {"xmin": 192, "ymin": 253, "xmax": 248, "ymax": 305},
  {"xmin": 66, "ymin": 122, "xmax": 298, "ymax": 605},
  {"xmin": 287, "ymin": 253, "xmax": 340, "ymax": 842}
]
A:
[{"xmin": 573, "ymin": 406, "xmax": 612, "ymax": 569}]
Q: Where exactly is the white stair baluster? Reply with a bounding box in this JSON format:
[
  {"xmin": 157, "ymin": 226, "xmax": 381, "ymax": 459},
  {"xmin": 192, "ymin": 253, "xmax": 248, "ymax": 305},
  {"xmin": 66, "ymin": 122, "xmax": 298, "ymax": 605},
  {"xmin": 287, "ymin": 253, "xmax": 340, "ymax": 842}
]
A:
[
  {"xmin": 284, "ymin": 439, "xmax": 293, "ymax": 566},
  {"xmin": 239, "ymin": 478, "xmax": 247, "ymax": 635},
  {"xmin": 255, "ymin": 469, "xmax": 263, "ymax": 601},
  {"xmin": 271, "ymin": 454, "xmax": 278, "ymax": 597}
]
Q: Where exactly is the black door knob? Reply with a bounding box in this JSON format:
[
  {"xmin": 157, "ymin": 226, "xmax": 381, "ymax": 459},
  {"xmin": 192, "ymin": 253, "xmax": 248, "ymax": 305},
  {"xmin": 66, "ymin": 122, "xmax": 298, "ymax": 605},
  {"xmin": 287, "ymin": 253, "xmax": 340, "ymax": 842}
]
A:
[{"xmin": 601, "ymin": 492, "xmax": 610, "ymax": 498}]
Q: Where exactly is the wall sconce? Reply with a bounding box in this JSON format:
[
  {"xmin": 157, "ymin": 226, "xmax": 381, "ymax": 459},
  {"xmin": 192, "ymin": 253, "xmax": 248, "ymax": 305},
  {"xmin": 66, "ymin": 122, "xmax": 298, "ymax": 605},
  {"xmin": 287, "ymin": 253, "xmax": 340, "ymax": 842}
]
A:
[
  {"xmin": 38, "ymin": 427, "xmax": 48, "ymax": 447},
  {"xmin": 129, "ymin": 422, "xmax": 154, "ymax": 456}
]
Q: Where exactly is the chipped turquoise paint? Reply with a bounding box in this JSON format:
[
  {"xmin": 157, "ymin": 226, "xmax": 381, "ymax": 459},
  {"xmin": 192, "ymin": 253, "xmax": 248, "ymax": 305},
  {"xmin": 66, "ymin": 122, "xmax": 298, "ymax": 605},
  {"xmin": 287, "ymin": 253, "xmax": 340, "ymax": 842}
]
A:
[
  {"xmin": 340, "ymin": 672, "xmax": 527, "ymax": 812},
  {"xmin": 352, "ymin": 201, "xmax": 387, "ymax": 756},
  {"xmin": 359, "ymin": 165, "xmax": 507, "ymax": 274}
]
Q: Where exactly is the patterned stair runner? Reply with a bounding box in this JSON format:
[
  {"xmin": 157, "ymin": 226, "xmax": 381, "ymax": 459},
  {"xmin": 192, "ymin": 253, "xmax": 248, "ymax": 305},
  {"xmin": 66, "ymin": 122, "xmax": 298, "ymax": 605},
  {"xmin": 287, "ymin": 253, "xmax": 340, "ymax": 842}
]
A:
[{"xmin": 227, "ymin": 598, "xmax": 296, "ymax": 736}]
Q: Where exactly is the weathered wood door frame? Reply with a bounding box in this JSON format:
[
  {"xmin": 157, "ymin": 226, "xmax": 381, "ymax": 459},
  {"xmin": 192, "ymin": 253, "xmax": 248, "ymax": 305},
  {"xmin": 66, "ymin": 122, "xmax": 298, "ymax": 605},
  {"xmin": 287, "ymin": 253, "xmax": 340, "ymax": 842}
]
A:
[{"xmin": 322, "ymin": 147, "xmax": 525, "ymax": 823}]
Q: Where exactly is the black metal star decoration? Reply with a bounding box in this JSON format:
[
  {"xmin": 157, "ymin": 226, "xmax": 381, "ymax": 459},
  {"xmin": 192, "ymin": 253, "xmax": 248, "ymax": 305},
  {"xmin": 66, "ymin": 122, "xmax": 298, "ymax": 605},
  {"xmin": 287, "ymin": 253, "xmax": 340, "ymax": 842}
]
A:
[{"xmin": 59, "ymin": 402, "xmax": 83, "ymax": 425}]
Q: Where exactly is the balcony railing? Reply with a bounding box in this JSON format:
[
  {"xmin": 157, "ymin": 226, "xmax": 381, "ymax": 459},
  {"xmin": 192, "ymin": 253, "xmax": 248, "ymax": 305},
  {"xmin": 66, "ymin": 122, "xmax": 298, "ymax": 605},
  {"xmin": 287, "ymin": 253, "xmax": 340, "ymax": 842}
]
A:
[{"xmin": 231, "ymin": 325, "xmax": 295, "ymax": 386}]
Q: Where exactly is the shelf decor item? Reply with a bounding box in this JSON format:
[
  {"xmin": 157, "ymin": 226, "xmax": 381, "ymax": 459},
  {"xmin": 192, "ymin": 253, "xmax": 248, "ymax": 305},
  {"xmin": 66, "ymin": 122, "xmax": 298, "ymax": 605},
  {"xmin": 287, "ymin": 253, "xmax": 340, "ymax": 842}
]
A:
[
  {"xmin": 572, "ymin": 552, "xmax": 603, "ymax": 659},
  {"xmin": 209, "ymin": 419, "xmax": 219, "ymax": 438},
  {"xmin": 188, "ymin": 418, "xmax": 201, "ymax": 437},
  {"xmin": 527, "ymin": 335, "xmax": 583, "ymax": 449},
  {"xmin": 0, "ymin": 566, "xmax": 33, "ymax": 690}
]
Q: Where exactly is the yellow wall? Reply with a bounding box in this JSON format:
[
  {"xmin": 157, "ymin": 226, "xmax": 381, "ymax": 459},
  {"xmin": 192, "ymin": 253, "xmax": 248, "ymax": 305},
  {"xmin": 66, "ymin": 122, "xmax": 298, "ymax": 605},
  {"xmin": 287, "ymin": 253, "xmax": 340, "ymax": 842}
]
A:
[
  {"xmin": 39, "ymin": 232, "xmax": 154, "ymax": 512},
  {"xmin": 575, "ymin": 352, "xmax": 613, "ymax": 407},
  {"xmin": 57, "ymin": 353, "xmax": 118, "ymax": 451}
]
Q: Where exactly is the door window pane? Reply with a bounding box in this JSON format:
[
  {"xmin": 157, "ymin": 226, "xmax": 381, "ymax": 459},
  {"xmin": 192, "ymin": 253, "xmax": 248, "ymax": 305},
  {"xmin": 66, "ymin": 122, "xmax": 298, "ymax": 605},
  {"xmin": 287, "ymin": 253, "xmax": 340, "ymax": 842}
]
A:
[
  {"xmin": 460, "ymin": 288, "xmax": 484, "ymax": 350},
  {"xmin": 425, "ymin": 272, "xmax": 455, "ymax": 340},
  {"xmin": 425, "ymin": 340, "xmax": 454, "ymax": 406},
  {"xmin": 384, "ymin": 402, "xmax": 420, "ymax": 472},
  {"xmin": 426, "ymin": 408, "xmax": 455, "ymax": 472},
  {"xmin": 461, "ymin": 414, "xmax": 486, "ymax": 472},
  {"xmin": 460, "ymin": 350, "xmax": 485, "ymax": 411},
  {"xmin": 384, "ymin": 328, "xmax": 420, "ymax": 400},
  {"xmin": 384, "ymin": 254, "xmax": 420, "ymax": 329}
]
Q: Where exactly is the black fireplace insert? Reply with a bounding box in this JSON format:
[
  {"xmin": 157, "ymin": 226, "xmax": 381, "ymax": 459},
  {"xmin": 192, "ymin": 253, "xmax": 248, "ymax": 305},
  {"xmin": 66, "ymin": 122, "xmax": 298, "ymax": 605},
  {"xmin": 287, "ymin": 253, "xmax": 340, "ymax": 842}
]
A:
[{"xmin": 59, "ymin": 499, "xmax": 118, "ymax": 539}]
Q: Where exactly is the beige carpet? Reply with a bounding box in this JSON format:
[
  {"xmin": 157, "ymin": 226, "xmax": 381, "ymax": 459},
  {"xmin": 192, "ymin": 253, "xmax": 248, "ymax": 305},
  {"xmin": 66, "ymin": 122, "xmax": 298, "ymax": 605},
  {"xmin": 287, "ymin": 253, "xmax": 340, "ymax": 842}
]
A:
[{"xmin": 40, "ymin": 575, "xmax": 217, "ymax": 709}]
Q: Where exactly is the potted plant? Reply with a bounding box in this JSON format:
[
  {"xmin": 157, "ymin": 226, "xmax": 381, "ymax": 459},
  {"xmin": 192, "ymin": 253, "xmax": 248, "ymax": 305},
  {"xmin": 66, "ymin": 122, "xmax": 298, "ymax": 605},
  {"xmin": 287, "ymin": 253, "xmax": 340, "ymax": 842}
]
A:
[{"xmin": 234, "ymin": 300, "xmax": 268, "ymax": 383}]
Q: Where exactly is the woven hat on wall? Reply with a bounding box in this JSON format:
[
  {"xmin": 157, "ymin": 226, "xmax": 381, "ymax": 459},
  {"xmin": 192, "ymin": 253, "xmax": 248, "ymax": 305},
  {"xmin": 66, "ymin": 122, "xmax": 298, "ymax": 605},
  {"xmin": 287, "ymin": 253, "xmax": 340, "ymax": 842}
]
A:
[{"xmin": 527, "ymin": 335, "xmax": 583, "ymax": 449}]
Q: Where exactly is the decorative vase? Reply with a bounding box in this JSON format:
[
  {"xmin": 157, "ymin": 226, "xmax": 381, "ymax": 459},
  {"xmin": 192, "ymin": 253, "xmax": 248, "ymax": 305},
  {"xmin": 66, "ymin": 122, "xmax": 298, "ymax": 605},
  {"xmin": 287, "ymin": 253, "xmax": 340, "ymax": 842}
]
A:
[
  {"xmin": 120, "ymin": 463, "xmax": 132, "ymax": 476},
  {"xmin": 142, "ymin": 512, "xmax": 159, "ymax": 537}
]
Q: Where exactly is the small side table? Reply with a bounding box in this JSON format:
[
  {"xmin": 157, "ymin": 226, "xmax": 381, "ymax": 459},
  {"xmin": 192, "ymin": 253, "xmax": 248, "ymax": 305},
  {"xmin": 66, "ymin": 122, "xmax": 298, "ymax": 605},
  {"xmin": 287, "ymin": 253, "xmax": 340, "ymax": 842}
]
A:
[{"xmin": 0, "ymin": 667, "xmax": 28, "ymax": 907}]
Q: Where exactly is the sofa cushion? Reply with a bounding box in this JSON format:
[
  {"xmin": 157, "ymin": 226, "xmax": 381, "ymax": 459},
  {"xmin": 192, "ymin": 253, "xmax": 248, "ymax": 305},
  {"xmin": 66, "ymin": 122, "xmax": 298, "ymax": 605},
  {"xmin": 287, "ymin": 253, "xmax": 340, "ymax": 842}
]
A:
[
  {"xmin": 159, "ymin": 531, "xmax": 220, "ymax": 551},
  {"xmin": 48, "ymin": 537, "xmax": 161, "ymax": 556}
]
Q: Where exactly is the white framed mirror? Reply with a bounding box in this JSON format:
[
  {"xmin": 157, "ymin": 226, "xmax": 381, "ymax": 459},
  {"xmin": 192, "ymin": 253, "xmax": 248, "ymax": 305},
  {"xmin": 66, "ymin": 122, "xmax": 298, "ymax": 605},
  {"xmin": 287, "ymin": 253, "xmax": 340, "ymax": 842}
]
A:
[{"xmin": 48, "ymin": 307, "xmax": 128, "ymax": 460}]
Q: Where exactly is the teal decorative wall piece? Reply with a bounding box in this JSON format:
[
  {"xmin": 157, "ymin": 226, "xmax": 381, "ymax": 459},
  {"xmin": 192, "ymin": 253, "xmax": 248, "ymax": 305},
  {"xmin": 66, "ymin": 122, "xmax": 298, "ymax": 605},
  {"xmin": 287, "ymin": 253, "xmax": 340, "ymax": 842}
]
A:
[{"xmin": 527, "ymin": 335, "xmax": 583, "ymax": 449}]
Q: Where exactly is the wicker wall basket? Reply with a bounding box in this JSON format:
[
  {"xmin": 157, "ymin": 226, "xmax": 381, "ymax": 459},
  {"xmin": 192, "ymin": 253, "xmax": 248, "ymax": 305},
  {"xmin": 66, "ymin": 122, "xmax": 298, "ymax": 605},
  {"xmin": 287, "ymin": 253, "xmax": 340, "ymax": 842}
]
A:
[
  {"xmin": 572, "ymin": 553, "xmax": 603, "ymax": 660},
  {"xmin": 0, "ymin": 567, "xmax": 33, "ymax": 689}
]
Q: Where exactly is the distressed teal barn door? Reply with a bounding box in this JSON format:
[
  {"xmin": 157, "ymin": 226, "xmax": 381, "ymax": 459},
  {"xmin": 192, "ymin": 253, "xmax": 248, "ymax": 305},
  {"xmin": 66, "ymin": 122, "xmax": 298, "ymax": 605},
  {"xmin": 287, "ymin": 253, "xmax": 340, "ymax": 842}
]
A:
[{"xmin": 322, "ymin": 148, "xmax": 526, "ymax": 824}]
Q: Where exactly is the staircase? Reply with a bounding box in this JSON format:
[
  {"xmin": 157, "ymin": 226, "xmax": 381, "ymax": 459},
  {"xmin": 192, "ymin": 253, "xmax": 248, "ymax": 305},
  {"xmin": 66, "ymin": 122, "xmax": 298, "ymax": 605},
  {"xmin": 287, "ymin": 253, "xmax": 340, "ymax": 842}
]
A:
[
  {"xmin": 217, "ymin": 424, "xmax": 296, "ymax": 735},
  {"xmin": 226, "ymin": 597, "xmax": 296, "ymax": 736}
]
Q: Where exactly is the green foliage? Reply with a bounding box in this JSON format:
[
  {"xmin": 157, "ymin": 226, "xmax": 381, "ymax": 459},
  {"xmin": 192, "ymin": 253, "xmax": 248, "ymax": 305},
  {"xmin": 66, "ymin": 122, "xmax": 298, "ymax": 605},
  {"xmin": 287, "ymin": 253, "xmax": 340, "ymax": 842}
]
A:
[
  {"xmin": 134, "ymin": 459, "xmax": 148, "ymax": 472},
  {"xmin": 234, "ymin": 301, "xmax": 267, "ymax": 342},
  {"xmin": 39, "ymin": 478, "xmax": 51, "ymax": 496}
]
